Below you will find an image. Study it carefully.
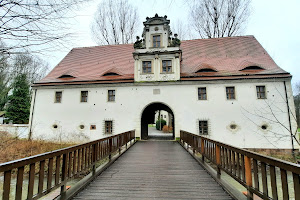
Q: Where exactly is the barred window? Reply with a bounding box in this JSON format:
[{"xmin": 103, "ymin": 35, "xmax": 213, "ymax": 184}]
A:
[
  {"xmin": 256, "ymin": 86, "xmax": 266, "ymax": 99},
  {"xmin": 142, "ymin": 61, "xmax": 152, "ymax": 73},
  {"xmin": 226, "ymin": 87, "xmax": 235, "ymax": 100},
  {"xmin": 198, "ymin": 87, "xmax": 207, "ymax": 100},
  {"xmin": 81, "ymin": 91, "xmax": 88, "ymax": 102},
  {"xmin": 108, "ymin": 90, "xmax": 115, "ymax": 102},
  {"xmin": 153, "ymin": 35, "xmax": 160, "ymax": 47},
  {"xmin": 105, "ymin": 121, "xmax": 113, "ymax": 134},
  {"xmin": 199, "ymin": 121, "xmax": 208, "ymax": 135},
  {"xmin": 55, "ymin": 91, "xmax": 62, "ymax": 103},
  {"xmin": 162, "ymin": 60, "xmax": 172, "ymax": 73}
]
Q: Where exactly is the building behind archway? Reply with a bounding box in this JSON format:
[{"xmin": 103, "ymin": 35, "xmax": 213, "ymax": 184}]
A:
[{"xmin": 29, "ymin": 14, "xmax": 298, "ymax": 151}]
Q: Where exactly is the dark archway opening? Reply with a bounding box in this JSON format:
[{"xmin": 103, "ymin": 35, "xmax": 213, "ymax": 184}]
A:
[{"xmin": 141, "ymin": 103, "xmax": 175, "ymax": 140}]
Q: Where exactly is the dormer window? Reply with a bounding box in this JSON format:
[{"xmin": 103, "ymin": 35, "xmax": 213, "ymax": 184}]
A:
[
  {"xmin": 103, "ymin": 72, "xmax": 120, "ymax": 76},
  {"xmin": 196, "ymin": 68, "xmax": 217, "ymax": 73},
  {"xmin": 58, "ymin": 74, "xmax": 75, "ymax": 79},
  {"xmin": 142, "ymin": 61, "xmax": 152, "ymax": 73},
  {"xmin": 162, "ymin": 60, "xmax": 172, "ymax": 73},
  {"xmin": 153, "ymin": 35, "xmax": 160, "ymax": 47},
  {"xmin": 240, "ymin": 66, "xmax": 265, "ymax": 71}
]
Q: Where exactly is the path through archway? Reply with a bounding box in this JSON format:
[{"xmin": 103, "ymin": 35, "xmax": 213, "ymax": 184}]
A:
[{"xmin": 141, "ymin": 103, "xmax": 174, "ymax": 140}]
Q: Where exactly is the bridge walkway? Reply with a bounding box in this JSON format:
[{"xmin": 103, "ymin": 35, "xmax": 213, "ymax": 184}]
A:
[{"xmin": 73, "ymin": 141, "xmax": 233, "ymax": 200}]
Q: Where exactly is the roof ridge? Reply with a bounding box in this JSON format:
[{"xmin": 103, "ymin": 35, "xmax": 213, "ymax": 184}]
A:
[{"xmin": 72, "ymin": 43, "xmax": 134, "ymax": 50}]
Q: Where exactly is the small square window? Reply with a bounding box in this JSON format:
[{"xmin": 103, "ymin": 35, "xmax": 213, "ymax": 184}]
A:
[
  {"xmin": 81, "ymin": 91, "xmax": 88, "ymax": 102},
  {"xmin": 226, "ymin": 87, "xmax": 235, "ymax": 100},
  {"xmin": 90, "ymin": 125, "xmax": 96, "ymax": 130},
  {"xmin": 256, "ymin": 86, "xmax": 266, "ymax": 99},
  {"xmin": 153, "ymin": 35, "xmax": 160, "ymax": 47},
  {"xmin": 142, "ymin": 61, "xmax": 152, "ymax": 73},
  {"xmin": 198, "ymin": 87, "xmax": 207, "ymax": 100},
  {"xmin": 105, "ymin": 121, "xmax": 113, "ymax": 134},
  {"xmin": 162, "ymin": 60, "xmax": 172, "ymax": 73},
  {"xmin": 108, "ymin": 90, "xmax": 115, "ymax": 102},
  {"xmin": 199, "ymin": 121, "xmax": 208, "ymax": 135},
  {"xmin": 55, "ymin": 91, "xmax": 62, "ymax": 103}
]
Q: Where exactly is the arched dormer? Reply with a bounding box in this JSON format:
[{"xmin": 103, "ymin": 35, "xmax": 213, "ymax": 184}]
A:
[
  {"xmin": 240, "ymin": 66, "xmax": 265, "ymax": 71},
  {"xmin": 101, "ymin": 68, "xmax": 122, "ymax": 77},
  {"xmin": 58, "ymin": 74, "xmax": 75, "ymax": 79},
  {"xmin": 194, "ymin": 63, "xmax": 218, "ymax": 73},
  {"xmin": 196, "ymin": 68, "xmax": 218, "ymax": 73},
  {"xmin": 102, "ymin": 72, "xmax": 120, "ymax": 76}
]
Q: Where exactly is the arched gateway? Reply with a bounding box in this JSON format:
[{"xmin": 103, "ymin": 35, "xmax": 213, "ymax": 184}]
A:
[{"xmin": 141, "ymin": 102, "xmax": 175, "ymax": 140}]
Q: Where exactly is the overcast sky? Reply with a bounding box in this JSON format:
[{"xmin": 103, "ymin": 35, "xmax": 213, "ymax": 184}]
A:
[{"xmin": 48, "ymin": 0, "xmax": 300, "ymax": 87}]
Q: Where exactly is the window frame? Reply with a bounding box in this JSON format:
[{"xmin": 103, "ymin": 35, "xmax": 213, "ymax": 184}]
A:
[
  {"xmin": 162, "ymin": 60, "xmax": 172, "ymax": 73},
  {"xmin": 198, "ymin": 87, "xmax": 207, "ymax": 100},
  {"xmin": 153, "ymin": 35, "xmax": 161, "ymax": 47},
  {"xmin": 105, "ymin": 120, "xmax": 113, "ymax": 134},
  {"xmin": 256, "ymin": 86, "xmax": 266, "ymax": 99},
  {"xmin": 108, "ymin": 90, "xmax": 115, "ymax": 102},
  {"xmin": 80, "ymin": 91, "xmax": 88, "ymax": 102},
  {"xmin": 226, "ymin": 86, "xmax": 235, "ymax": 100},
  {"xmin": 54, "ymin": 91, "xmax": 62, "ymax": 103},
  {"xmin": 142, "ymin": 61, "xmax": 152, "ymax": 74},
  {"xmin": 199, "ymin": 120, "xmax": 208, "ymax": 135}
]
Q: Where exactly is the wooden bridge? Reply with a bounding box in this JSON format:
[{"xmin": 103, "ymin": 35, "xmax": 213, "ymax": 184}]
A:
[{"xmin": 0, "ymin": 130, "xmax": 299, "ymax": 200}]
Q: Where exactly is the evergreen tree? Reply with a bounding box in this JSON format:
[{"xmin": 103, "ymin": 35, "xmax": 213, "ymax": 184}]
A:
[{"xmin": 5, "ymin": 74, "xmax": 30, "ymax": 124}]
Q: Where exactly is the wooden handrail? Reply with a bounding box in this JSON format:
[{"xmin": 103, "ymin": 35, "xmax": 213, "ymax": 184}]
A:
[
  {"xmin": 180, "ymin": 130, "xmax": 300, "ymax": 200},
  {"xmin": 0, "ymin": 130, "xmax": 135, "ymax": 200}
]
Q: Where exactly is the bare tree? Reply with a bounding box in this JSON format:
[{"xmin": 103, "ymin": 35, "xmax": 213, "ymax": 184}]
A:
[
  {"xmin": 91, "ymin": 0, "xmax": 139, "ymax": 45},
  {"xmin": 241, "ymin": 83, "xmax": 299, "ymax": 158},
  {"xmin": 190, "ymin": 0, "xmax": 251, "ymax": 38},
  {"xmin": 12, "ymin": 54, "xmax": 49, "ymax": 84},
  {"xmin": 0, "ymin": 49, "xmax": 49, "ymax": 110},
  {"xmin": 0, "ymin": 46, "xmax": 10, "ymax": 110},
  {"xmin": 0, "ymin": 0, "xmax": 91, "ymax": 55},
  {"xmin": 294, "ymin": 83, "xmax": 300, "ymax": 127},
  {"xmin": 172, "ymin": 19, "xmax": 190, "ymax": 40}
]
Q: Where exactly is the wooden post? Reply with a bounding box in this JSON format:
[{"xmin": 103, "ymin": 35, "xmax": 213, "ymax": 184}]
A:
[
  {"xmin": 201, "ymin": 138, "xmax": 205, "ymax": 162},
  {"xmin": 244, "ymin": 155, "xmax": 253, "ymax": 200},
  {"xmin": 109, "ymin": 138, "xmax": 112, "ymax": 160},
  {"xmin": 118, "ymin": 135, "xmax": 121, "ymax": 154},
  {"xmin": 60, "ymin": 153, "xmax": 68, "ymax": 198},
  {"xmin": 193, "ymin": 136, "xmax": 196, "ymax": 154},
  {"xmin": 92, "ymin": 144, "xmax": 96, "ymax": 175},
  {"xmin": 216, "ymin": 145, "xmax": 221, "ymax": 178}
]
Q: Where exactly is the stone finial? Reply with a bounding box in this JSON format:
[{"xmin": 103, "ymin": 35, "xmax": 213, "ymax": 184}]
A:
[
  {"xmin": 164, "ymin": 15, "xmax": 167, "ymax": 19},
  {"xmin": 174, "ymin": 33, "xmax": 178, "ymax": 38},
  {"xmin": 134, "ymin": 36, "xmax": 143, "ymax": 49},
  {"xmin": 155, "ymin": 13, "xmax": 158, "ymax": 17},
  {"xmin": 146, "ymin": 17, "xmax": 149, "ymax": 20}
]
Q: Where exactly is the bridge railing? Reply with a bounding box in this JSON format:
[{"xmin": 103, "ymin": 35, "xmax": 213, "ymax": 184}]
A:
[
  {"xmin": 0, "ymin": 130, "xmax": 135, "ymax": 200},
  {"xmin": 180, "ymin": 130, "xmax": 300, "ymax": 200}
]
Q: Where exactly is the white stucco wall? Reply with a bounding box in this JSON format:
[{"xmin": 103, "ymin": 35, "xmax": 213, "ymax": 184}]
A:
[
  {"xmin": 29, "ymin": 78, "xmax": 298, "ymax": 149},
  {"xmin": 0, "ymin": 124, "xmax": 29, "ymax": 138}
]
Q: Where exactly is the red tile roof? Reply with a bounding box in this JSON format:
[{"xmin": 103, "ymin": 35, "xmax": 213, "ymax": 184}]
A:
[{"xmin": 35, "ymin": 36, "xmax": 290, "ymax": 86}]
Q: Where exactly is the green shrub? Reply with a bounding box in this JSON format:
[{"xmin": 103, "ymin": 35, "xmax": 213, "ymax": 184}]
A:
[{"xmin": 156, "ymin": 119, "xmax": 166, "ymax": 130}]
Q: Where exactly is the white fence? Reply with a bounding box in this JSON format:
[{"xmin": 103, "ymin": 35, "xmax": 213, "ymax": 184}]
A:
[{"xmin": 0, "ymin": 124, "xmax": 29, "ymax": 138}]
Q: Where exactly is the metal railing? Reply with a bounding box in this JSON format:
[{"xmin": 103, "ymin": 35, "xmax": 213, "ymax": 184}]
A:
[
  {"xmin": 180, "ymin": 130, "xmax": 300, "ymax": 200},
  {"xmin": 0, "ymin": 130, "xmax": 135, "ymax": 200}
]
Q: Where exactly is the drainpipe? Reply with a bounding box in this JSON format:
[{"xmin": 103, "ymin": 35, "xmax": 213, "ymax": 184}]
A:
[
  {"xmin": 28, "ymin": 89, "xmax": 37, "ymax": 140},
  {"xmin": 283, "ymin": 81, "xmax": 295, "ymax": 156}
]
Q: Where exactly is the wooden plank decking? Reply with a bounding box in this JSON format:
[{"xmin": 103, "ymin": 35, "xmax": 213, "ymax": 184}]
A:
[{"xmin": 73, "ymin": 141, "xmax": 233, "ymax": 200}]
